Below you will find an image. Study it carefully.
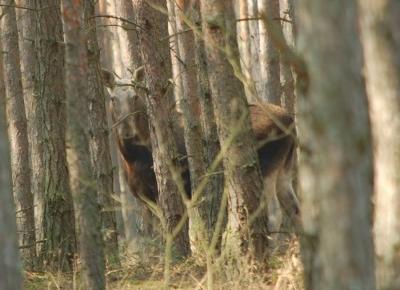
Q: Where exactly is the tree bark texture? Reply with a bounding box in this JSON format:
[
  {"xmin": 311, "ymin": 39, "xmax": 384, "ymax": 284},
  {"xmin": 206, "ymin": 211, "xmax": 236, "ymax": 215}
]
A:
[
  {"xmin": 84, "ymin": 0, "xmax": 119, "ymax": 266},
  {"xmin": 62, "ymin": 1, "xmax": 106, "ymax": 289},
  {"xmin": 358, "ymin": 1, "xmax": 400, "ymax": 289},
  {"xmin": 166, "ymin": 0, "xmax": 184, "ymax": 110},
  {"xmin": 136, "ymin": 0, "xmax": 190, "ymax": 257},
  {"xmin": 297, "ymin": 0, "xmax": 376, "ymax": 289},
  {"xmin": 33, "ymin": 0, "xmax": 76, "ymax": 271},
  {"xmin": 201, "ymin": 0, "xmax": 269, "ymax": 258},
  {"xmin": 173, "ymin": 1, "xmax": 214, "ymax": 259},
  {"xmin": 248, "ymin": 0, "xmax": 262, "ymax": 97},
  {"xmin": 279, "ymin": 0, "xmax": 295, "ymax": 114},
  {"xmin": 191, "ymin": 2, "xmax": 226, "ymax": 255},
  {"xmin": 96, "ymin": 0, "xmax": 128, "ymax": 242},
  {"xmin": 16, "ymin": 0, "xmax": 36, "ymax": 141},
  {"xmin": 258, "ymin": 0, "xmax": 281, "ymax": 104},
  {"xmin": 97, "ymin": 0, "xmax": 114, "ymax": 71},
  {"xmin": 0, "ymin": 1, "xmax": 36, "ymax": 269},
  {"xmin": 0, "ymin": 32, "xmax": 23, "ymax": 290},
  {"xmin": 238, "ymin": 0, "xmax": 255, "ymax": 101},
  {"xmin": 121, "ymin": 0, "xmax": 142, "ymax": 70}
]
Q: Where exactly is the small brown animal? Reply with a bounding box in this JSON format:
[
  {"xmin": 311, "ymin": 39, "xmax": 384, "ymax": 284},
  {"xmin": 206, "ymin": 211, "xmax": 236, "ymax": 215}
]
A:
[{"xmin": 102, "ymin": 67, "xmax": 300, "ymax": 230}]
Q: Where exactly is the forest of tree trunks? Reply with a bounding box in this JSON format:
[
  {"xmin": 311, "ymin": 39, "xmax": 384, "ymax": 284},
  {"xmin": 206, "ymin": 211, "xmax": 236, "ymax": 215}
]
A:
[{"xmin": 0, "ymin": 0, "xmax": 399, "ymax": 289}]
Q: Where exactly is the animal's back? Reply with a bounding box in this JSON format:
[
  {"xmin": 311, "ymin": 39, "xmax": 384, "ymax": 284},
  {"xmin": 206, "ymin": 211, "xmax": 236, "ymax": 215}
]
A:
[{"xmin": 249, "ymin": 103, "xmax": 295, "ymax": 176}]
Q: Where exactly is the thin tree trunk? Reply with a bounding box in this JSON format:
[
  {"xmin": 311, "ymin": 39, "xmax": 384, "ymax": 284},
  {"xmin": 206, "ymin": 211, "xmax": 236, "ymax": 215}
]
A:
[
  {"xmin": 166, "ymin": 0, "xmax": 184, "ymax": 110},
  {"xmin": 0, "ymin": 1, "xmax": 36, "ymax": 269},
  {"xmin": 16, "ymin": 1, "xmax": 37, "ymax": 235},
  {"xmin": 297, "ymin": 0, "xmax": 376, "ymax": 289},
  {"xmin": 238, "ymin": 0, "xmax": 254, "ymax": 100},
  {"xmin": 248, "ymin": 0, "xmax": 262, "ymax": 97},
  {"xmin": 0, "ymin": 32, "xmax": 23, "ymax": 290},
  {"xmin": 97, "ymin": 0, "xmax": 114, "ymax": 71},
  {"xmin": 136, "ymin": 0, "xmax": 191, "ymax": 258},
  {"xmin": 191, "ymin": 2, "xmax": 226, "ymax": 255},
  {"xmin": 173, "ymin": 1, "xmax": 213, "ymax": 259},
  {"xmin": 201, "ymin": 0, "xmax": 269, "ymax": 259},
  {"xmin": 96, "ymin": 0, "xmax": 128, "ymax": 243},
  {"xmin": 16, "ymin": 0, "xmax": 35, "ymax": 142},
  {"xmin": 358, "ymin": 1, "xmax": 400, "ymax": 289},
  {"xmin": 84, "ymin": 0, "xmax": 119, "ymax": 266},
  {"xmin": 279, "ymin": 0, "xmax": 295, "ymax": 114},
  {"xmin": 121, "ymin": 0, "xmax": 142, "ymax": 69},
  {"xmin": 62, "ymin": 1, "xmax": 106, "ymax": 289},
  {"xmin": 258, "ymin": 0, "xmax": 281, "ymax": 104},
  {"xmin": 33, "ymin": 0, "xmax": 76, "ymax": 271}
]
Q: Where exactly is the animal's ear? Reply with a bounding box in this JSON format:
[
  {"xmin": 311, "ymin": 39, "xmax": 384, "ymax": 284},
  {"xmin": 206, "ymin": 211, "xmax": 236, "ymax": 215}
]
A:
[
  {"xmin": 101, "ymin": 69, "xmax": 115, "ymax": 89},
  {"xmin": 133, "ymin": 66, "xmax": 145, "ymax": 83}
]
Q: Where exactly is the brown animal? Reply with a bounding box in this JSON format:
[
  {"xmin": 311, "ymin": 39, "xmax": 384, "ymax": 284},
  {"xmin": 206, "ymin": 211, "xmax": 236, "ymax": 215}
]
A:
[{"xmin": 102, "ymin": 67, "xmax": 300, "ymax": 230}]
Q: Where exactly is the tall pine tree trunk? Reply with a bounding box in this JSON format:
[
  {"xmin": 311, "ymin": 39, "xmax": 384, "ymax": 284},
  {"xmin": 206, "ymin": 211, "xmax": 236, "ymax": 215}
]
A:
[
  {"xmin": 84, "ymin": 0, "xmax": 119, "ymax": 266},
  {"xmin": 62, "ymin": 1, "xmax": 106, "ymax": 288},
  {"xmin": 297, "ymin": 0, "xmax": 376, "ymax": 289},
  {"xmin": 279, "ymin": 0, "xmax": 295, "ymax": 114},
  {"xmin": 0, "ymin": 29, "xmax": 23, "ymax": 290},
  {"xmin": 166, "ymin": 0, "xmax": 184, "ymax": 109},
  {"xmin": 0, "ymin": 1, "xmax": 36, "ymax": 269},
  {"xmin": 33, "ymin": 0, "xmax": 76, "ymax": 271},
  {"xmin": 258, "ymin": 0, "xmax": 281, "ymax": 104},
  {"xmin": 358, "ymin": 1, "xmax": 400, "ymax": 289},
  {"xmin": 201, "ymin": 0, "xmax": 269, "ymax": 259},
  {"xmin": 191, "ymin": 2, "xmax": 226, "ymax": 255},
  {"xmin": 136, "ymin": 0, "xmax": 191, "ymax": 259},
  {"xmin": 173, "ymin": 1, "xmax": 213, "ymax": 260},
  {"xmin": 238, "ymin": 0, "xmax": 254, "ymax": 100}
]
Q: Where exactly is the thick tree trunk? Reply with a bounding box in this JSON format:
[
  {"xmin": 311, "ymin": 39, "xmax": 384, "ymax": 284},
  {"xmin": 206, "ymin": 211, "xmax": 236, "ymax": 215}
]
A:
[
  {"xmin": 33, "ymin": 0, "xmax": 76, "ymax": 271},
  {"xmin": 84, "ymin": 0, "xmax": 119, "ymax": 266},
  {"xmin": 0, "ymin": 33, "xmax": 23, "ymax": 290},
  {"xmin": 136, "ymin": 0, "xmax": 191, "ymax": 258},
  {"xmin": 297, "ymin": 1, "xmax": 376, "ymax": 289},
  {"xmin": 258, "ymin": 0, "xmax": 281, "ymax": 104},
  {"xmin": 358, "ymin": 1, "xmax": 400, "ymax": 289},
  {"xmin": 0, "ymin": 1, "xmax": 36, "ymax": 269},
  {"xmin": 201, "ymin": 0, "xmax": 269, "ymax": 259},
  {"xmin": 62, "ymin": 1, "xmax": 106, "ymax": 289}
]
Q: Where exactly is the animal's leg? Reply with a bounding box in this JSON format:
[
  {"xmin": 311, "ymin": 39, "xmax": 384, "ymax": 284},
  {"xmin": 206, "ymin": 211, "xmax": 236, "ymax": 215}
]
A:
[
  {"xmin": 263, "ymin": 169, "xmax": 283, "ymax": 235},
  {"xmin": 276, "ymin": 167, "xmax": 301, "ymax": 230}
]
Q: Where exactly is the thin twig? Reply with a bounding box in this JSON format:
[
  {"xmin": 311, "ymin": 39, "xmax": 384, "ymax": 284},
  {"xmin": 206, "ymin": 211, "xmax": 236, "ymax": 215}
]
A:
[
  {"xmin": 0, "ymin": 4, "xmax": 35, "ymax": 11},
  {"xmin": 161, "ymin": 28, "xmax": 192, "ymax": 41},
  {"xmin": 90, "ymin": 14, "xmax": 145, "ymax": 30},
  {"xmin": 111, "ymin": 111, "xmax": 145, "ymax": 130}
]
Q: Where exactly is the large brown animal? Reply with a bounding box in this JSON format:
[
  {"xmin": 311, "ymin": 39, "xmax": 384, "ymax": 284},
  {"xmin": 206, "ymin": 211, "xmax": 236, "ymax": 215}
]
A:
[{"xmin": 102, "ymin": 68, "xmax": 300, "ymax": 230}]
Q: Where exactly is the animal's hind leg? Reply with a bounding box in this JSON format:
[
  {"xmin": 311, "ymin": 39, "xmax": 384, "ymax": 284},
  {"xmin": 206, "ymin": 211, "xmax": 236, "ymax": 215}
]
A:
[
  {"xmin": 276, "ymin": 167, "xmax": 301, "ymax": 230},
  {"xmin": 263, "ymin": 169, "xmax": 283, "ymax": 241}
]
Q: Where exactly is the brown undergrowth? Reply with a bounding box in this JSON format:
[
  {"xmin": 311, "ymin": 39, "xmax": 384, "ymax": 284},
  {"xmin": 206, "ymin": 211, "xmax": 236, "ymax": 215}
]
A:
[{"xmin": 24, "ymin": 237, "xmax": 303, "ymax": 290}]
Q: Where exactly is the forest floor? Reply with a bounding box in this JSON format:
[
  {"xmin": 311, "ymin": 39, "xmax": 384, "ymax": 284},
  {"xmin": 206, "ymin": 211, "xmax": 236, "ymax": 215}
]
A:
[{"xmin": 24, "ymin": 238, "xmax": 303, "ymax": 290}]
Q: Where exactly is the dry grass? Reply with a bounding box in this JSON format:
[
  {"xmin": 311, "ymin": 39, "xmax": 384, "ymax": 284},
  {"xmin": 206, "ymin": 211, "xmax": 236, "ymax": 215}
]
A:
[{"xmin": 24, "ymin": 237, "xmax": 303, "ymax": 290}]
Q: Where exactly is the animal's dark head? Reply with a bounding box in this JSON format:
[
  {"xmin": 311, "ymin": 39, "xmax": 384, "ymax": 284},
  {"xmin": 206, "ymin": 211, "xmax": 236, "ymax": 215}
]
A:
[{"xmin": 101, "ymin": 67, "xmax": 150, "ymax": 146}]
